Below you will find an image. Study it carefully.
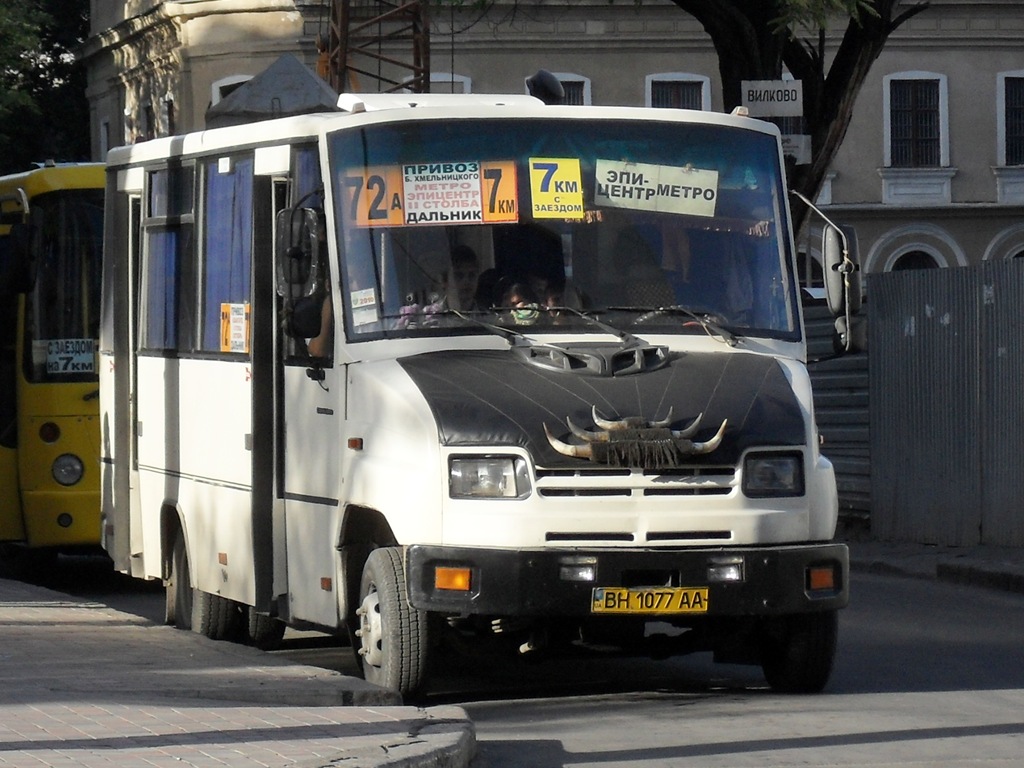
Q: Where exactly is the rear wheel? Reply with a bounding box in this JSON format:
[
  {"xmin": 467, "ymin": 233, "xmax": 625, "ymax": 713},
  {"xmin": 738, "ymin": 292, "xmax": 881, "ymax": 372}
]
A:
[
  {"xmin": 355, "ymin": 547, "xmax": 428, "ymax": 697},
  {"xmin": 761, "ymin": 610, "xmax": 839, "ymax": 693},
  {"xmin": 192, "ymin": 588, "xmax": 241, "ymax": 640},
  {"xmin": 165, "ymin": 531, "xmax": 240, "ymax": 640},
  {"xmin": 246, "ymin": 608, "xmax": 287, "ymax": 650}
]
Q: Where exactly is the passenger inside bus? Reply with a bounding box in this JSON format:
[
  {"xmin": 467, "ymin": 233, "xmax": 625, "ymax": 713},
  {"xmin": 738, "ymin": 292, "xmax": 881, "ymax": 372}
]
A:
[{"xmin": 441, "ymin": 244, "xmax": 481, "ymax": 311}]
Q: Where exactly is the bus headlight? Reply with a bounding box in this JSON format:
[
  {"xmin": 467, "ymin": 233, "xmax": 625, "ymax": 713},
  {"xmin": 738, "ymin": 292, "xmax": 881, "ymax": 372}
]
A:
[
  {"xmin": 742, "ymin": 452, "xmax": 804, "ymax": 497},
  {"xmin": 449, "ymin": 456, "xmax": 530, "ymax": 499},
  {"xmin": 52, "ymin": 454, "xmax": 85, "ymax": 486}
]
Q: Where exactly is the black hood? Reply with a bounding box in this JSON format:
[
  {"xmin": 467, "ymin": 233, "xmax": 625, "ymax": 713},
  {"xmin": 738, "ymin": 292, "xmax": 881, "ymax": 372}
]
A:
[{"xmin": 399, "ymin": 347, "xmax": 805, "ymax": 468}]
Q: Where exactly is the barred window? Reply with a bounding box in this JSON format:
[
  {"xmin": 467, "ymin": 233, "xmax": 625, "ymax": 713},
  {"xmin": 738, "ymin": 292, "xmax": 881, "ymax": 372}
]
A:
[
  {"xmin": 560, "ymin": 80, "xmax": 586, "ymax": 106},
  {"xmin": 651, "ymin": 80, "xmax": 703, "ymax": 110},
  {"xmin": 890, "ymin": 79, "xmax": 941, "ymax": 167},
  {"xmin": 1005, "ymin": 77, "xmax": 1024, "ymax": 166}
]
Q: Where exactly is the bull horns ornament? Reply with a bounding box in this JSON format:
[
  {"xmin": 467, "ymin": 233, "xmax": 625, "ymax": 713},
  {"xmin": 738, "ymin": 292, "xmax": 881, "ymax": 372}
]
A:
[{"xmin": 544, "ymin": 407, "xmax": 727, "ymax": 468}]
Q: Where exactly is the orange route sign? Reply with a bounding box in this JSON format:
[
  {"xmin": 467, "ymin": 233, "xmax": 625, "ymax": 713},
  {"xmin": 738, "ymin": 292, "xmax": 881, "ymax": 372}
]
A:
[{"xmin": 340, "ymin": 161, "xmax": 519, "ymax": 227}]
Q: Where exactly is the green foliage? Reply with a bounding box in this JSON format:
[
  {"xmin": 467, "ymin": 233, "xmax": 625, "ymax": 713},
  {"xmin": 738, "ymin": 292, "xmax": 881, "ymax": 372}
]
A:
[
  {"xmin": 0, "ymin": 1, "xmax": 90, "ymax": 175},
  {"xmin": 771, "ymin": 0, "xmax": 879, "ymax": 31}
]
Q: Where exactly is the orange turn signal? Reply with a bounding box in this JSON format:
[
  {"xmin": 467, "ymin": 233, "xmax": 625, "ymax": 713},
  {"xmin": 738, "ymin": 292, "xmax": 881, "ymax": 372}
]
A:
[
  {"xmin": 435, "ymin": 566, "xmax": 472, "ymax": 592},
  {"xmin": 808, "ymin": 565, "xmax": 836, "ymax": 591}
]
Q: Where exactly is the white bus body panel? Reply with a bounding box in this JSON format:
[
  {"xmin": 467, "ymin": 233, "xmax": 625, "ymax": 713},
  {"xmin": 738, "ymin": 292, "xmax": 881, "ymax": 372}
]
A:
[{"xmin": 135, "ymin": 357, "xmax": 255, "ymax": 602}]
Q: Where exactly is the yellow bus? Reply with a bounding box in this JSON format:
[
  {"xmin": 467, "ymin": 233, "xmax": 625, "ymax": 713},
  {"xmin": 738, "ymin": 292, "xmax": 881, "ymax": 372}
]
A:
[{"xmin": 0, "ymin": 163, "xmax": 105, "ymax": 570}]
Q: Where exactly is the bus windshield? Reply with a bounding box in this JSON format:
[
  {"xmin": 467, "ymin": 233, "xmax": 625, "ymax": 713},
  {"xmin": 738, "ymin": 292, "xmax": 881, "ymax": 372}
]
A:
[
  {"xmin": 328, "ymin": 117, "xmax": 798, "ymax": 342},
  {"xmin": 23, "ymin": 189, "xmax": 104, "ymax": 382}
]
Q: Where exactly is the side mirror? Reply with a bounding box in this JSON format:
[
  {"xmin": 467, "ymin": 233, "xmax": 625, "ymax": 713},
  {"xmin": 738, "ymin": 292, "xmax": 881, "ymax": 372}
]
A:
[
  {"xmin": 821, "ymin": 223, "xmax": 861, "ymax": 318},
  {"xmin": 792, "ymin": 189, "xmax": 865, "ymax": 355},
  {"xmin": 275, "ymin": 207, "xmax": 322, "ymax": 298}
]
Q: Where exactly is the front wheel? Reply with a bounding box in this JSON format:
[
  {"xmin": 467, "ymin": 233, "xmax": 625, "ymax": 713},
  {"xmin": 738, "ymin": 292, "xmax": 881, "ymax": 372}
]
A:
[
  {"xmin": 166, "ymin": 533, "xmax": 192, "ymax": 628},
  {"xmin": 760, "ymin": 610, "xmax": 839, "ymax": 693},
  {"xmin": 354, "ymin": 547, "xmax": 429, "ymax": 697}
]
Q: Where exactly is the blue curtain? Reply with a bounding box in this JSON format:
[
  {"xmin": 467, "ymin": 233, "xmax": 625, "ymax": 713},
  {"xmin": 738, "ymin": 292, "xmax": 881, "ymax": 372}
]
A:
[
  {"xmin": 145, "ymin": 227, "xmax": 181, "ymax": 349},
  {"xmin": 202, "ymin": 157, "xmax": 253, "ymax": 351}
]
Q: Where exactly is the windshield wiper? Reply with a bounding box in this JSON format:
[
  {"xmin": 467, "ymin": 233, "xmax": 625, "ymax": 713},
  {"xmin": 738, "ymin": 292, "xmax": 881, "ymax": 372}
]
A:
[
  {"xmin": 387, "ymin": 304, "xmax": 646, "ymax": 350},
  {"xmin": 543, "ymin": 305, "xmax": 644, "ymax": 349},
  {"xmin": 607, "ymin": 305, "xmax": 739, "ymax": 346}
]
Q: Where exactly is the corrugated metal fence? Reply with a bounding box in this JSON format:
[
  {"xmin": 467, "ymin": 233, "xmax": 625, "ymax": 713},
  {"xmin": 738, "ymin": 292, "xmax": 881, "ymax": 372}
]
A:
[
  {"xmin": 804, "ymin": 301, "xmax": 871, "ymax": 519},
  {"xmin": 869, "ymin": 260, "xmax": 1024, "ymax": 546}
]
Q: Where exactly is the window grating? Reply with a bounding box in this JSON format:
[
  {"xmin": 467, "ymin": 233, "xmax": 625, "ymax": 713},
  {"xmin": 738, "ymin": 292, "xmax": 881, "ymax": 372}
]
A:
[
  {"xmin": 560, "ymin": 80, "xmax": 586, "ymax": 105},
  {"xmin": 1006, "ymin": 77, "xmax": 1024, "ymax": 166},
  {"xmin": 890, "ymin": 79, "xmax": 941, "ymax": 167},
  {"xmin": 651, "ymin": 80, "xmax": 703, "ymax": 110}
]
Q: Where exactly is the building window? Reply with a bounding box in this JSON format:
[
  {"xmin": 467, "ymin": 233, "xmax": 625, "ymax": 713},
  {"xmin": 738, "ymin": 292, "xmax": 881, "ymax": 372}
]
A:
[
  {"xmin": 884, "ymin": 72, "xmax": 948, "ymax": 168},
  {"xmin": 211, "ymin": 75, "xmax": 253, "ymax": 106},
  {"xmin": 524, "ymin": 73, "xmax": 590, "ymax": 105},
  {"xmin": 891, "ymin": 250, "xmax": 939, "ymax": 270},
  {"xmin": 889, "ymin": 79, "xmax": 940, "ymax": 167},
  {"xmin": 1004, "ymin": 77, "xmax": 1024, "ymax": 165},
  {"xmin": 995, "ymin": 71, "xmax": 1024, "ymax": 203},
  {"xmin": 555, "ymin": 74, "xmax": 591, "ymax": 105},
  {"xmin": 880, "ymin": 72, "xmax": 953, "ymax": 205},
  {"xmin": 143, "ymin": 103, "xmax": 156, "ymax": 141},
  {"xmin": 646, "ymin": 74, "xmax": 709, "ymax": 110},
  {"xmin": 164, "ymin": 94, "xmax": 176, "ymax": 137}
]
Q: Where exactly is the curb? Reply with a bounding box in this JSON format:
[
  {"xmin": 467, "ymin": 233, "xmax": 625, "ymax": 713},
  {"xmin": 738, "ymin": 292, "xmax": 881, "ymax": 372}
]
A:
[
  {"xmin": 336, "ymin": 707, "xmax": 477, "ymax": 768},
  {"xmin": 935, "ymin": 562, "xmax": 1024, "ymax": 595}
]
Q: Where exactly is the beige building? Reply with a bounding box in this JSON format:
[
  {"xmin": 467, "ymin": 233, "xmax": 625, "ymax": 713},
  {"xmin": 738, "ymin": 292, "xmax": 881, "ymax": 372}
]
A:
[{"xmin": 80, "ymin": 0, "xmax": 1024, "ymax": 275}]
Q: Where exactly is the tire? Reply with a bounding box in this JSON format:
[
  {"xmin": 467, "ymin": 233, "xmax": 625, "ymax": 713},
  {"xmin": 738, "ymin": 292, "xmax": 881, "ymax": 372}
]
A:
[
  {"xmin": 192, "ymin": 589, "xmax": 241, "ymax": 641},
  {"xmin": 761, "ymin": 610, "xmax": 839, "ymax": 693},
  {"xmin": 166, "ymin": 533, "xmax": 192, "ymax": 628},
  {"xmin": 165, "ymin": 531, "xmax": 241, "ymax": 640},
  {"xmin": 355, "ymin": 547, "xmax": 429, "ymax": 697},
  {"xmin": 246, "ymin": 608, "xmax": 287, "ymax": 650}
]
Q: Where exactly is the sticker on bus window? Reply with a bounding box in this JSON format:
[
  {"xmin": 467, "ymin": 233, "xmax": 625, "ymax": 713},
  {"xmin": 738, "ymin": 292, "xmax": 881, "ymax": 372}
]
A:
[
  {"xmin": 594, "ymin": 159, "xmax": 719, "ymax": 218},
  {"xmin": 351, "ymin": 287, "xmax": 379, "ymax": 326},
  {"xmin": 528, "ymin": 158, "xmax": 585, "ymax": 220},
  {"xmin": 45, "ymin": 339, "xmax": 95, "ymax": 374},
  {"xmin": 220, "ymin": 303, "xmax": 250, "ymax": 354},
  {"xmin": 340, "ymin": 161, "xmax": 519, "ymax": 227}
]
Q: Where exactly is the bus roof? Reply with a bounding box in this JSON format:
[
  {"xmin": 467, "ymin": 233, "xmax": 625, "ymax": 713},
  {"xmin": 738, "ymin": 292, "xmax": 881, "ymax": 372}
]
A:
[
  {"xmin": 104, "ymin": 96, "xmax": 780, "ymax": 169},
  {"xmin": 0, "ymin": 163, "xmax": 105, "ymax": 204}
]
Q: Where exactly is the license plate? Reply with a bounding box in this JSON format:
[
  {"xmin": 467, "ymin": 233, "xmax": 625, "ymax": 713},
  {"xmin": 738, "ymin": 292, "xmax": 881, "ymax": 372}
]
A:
[{"xmin": 591, "ymin": 586, "xmax": 709, "ymax": 614}]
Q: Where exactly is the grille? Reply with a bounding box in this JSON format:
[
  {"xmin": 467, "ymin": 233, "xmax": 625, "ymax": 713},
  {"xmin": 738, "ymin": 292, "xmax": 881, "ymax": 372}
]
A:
[{"xmin": 535, "ymin": 465, "xmax": 736, "ymax": 498}]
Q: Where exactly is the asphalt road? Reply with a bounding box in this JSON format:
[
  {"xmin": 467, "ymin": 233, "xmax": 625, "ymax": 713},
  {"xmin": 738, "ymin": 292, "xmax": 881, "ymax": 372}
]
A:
[{"xmin": 17, "ymin": 554, "xmax": 1024, "ymax": 767}]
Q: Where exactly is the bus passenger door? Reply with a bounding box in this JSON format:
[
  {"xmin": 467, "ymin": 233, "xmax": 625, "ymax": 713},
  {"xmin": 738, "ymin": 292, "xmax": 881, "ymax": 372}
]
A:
[{"xmin": 258, "ymin": 152, "xmax": 343, "ymax": 630}]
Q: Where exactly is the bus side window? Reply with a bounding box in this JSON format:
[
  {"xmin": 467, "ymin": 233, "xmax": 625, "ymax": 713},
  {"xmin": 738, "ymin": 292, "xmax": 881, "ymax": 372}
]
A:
[
  {"xmin": 201, "ymin": 155, "xmax": 254, "ymax": 355},
  {"xmin": 140, "ymin": 165, "xmax": 195, "ymax": 353}
]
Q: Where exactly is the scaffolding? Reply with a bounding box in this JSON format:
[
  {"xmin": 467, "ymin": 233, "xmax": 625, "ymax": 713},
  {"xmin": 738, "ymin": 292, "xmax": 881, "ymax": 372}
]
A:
[{"xmin": 318, "ymin": 0, "xmax": 431, "ymax": 94}]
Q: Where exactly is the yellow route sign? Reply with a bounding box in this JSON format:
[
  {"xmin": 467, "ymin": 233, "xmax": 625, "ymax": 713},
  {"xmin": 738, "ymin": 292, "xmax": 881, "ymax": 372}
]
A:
[{"xmin": 528, "ymin": 158, "xmax": 585, "ymax": 219}]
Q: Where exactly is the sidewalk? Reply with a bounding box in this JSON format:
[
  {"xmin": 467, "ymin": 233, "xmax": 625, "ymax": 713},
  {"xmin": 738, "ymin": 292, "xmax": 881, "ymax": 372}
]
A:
[
  {"xmin": 0, "ymin": 577, "xmax": 475, "ymax": 768},
  {"xmin": 840, "ymin": 519, "xmax": 1024, "ymax": 595}
]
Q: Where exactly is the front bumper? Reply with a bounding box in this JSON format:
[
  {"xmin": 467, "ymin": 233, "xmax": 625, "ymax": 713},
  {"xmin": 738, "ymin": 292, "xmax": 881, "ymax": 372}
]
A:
[{"xmin": 407, "ymin": 542, "xmax": 849, "ymax": 617}]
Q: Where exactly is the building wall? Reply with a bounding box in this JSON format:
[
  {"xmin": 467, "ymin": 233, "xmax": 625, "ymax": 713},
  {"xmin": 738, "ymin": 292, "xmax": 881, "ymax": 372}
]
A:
[{"xmin": 81, "ymin": 0, "xmax": 1024, "ymax": 276}]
